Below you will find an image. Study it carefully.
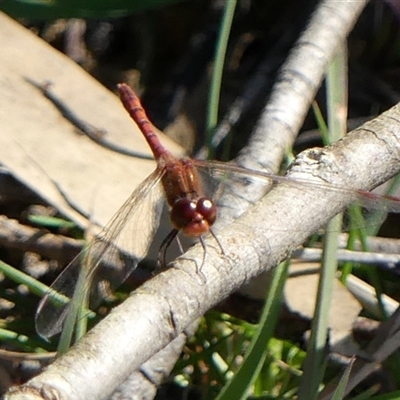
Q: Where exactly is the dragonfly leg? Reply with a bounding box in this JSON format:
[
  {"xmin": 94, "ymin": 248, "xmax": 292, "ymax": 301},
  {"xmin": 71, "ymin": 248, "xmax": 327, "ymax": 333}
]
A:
[
  {"xmin": 209, "ymin": 228, "xmax": 225, "ymax": 255},
  {"xmin": 158, "ymin": 229, "xmax": 179, "ymax": 268},
  {"xmin": 199, "ymin": 236, "xmax": 207, "ymax": 269}
]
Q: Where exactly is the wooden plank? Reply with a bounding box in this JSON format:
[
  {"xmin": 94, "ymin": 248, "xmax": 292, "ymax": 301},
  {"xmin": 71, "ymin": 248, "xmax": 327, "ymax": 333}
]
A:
[{"xmin": 0, "ymin": 13, "xmax": 182, "ymax": 240}]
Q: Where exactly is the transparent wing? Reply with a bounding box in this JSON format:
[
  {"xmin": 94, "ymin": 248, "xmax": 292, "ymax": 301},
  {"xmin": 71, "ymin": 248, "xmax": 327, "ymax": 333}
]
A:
[
  {"xmin": 194, "ymin": 160, "xmax": 400, "ymax": 229},
  {"xmin": 35, "ymin": 167, "xmax": 165, "ymax": 339}
]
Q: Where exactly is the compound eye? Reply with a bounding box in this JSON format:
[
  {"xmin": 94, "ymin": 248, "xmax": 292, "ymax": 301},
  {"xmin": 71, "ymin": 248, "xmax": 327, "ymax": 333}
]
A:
[
  {"xmin": 197, "ymin": 198, "xmax": 217, "ymax": 226},
  {"xmin": 170, "ymin": 198, "xmax": 196, "ymax": 230}
]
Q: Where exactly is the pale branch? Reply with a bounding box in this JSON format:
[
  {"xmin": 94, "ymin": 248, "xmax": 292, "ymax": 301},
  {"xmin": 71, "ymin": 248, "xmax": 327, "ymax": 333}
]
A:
[{"xmin": 238, "ymin": 0, "xmax": 368, "ymax": 173}]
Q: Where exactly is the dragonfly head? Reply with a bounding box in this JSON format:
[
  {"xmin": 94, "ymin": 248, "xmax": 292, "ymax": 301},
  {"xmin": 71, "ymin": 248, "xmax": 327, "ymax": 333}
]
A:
[{"xmin": 170, "ymin": 197, "xmax": 217, "ymax": 237}]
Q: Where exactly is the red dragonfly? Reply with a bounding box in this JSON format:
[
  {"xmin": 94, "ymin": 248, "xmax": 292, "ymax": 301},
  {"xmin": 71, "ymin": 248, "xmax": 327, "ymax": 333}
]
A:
[{"xmin": 35, "ymin": 83, "xmax": 400, "ymax": 339}]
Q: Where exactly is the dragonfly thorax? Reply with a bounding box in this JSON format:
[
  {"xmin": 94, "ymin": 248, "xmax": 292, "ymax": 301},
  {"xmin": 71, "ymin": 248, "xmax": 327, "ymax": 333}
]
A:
[{"xmin": 170, "ymin": 197, "xmax": 217, "ymax": 237}]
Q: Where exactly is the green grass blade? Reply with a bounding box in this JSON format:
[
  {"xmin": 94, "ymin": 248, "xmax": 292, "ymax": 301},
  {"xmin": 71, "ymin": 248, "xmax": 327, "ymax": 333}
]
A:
[
  {"xmin": 298, "ymin": 44, "xmax": 348, "ymax": 400},
  {"xmin": 0, "ymin": 258, "xmax": 94, "ymax": 346},
  {"xmin": 0, "ymin": 259, "xmax": 55, "ymax": 299},
  {"xmin": 206, "ymin": 0, "xmax": 237, "ymax": 158},
  {"xmin": 0, "ymin": 328, "xmax": 48, "ymax": 352},
  {"xmin": 369, "ymin": 390, "xmax": 400, "ymax": 400},
  {"xmin": 0, "ymin": 0, "xmax": 185, "ymax": 19},
  {"xmin": 57, "ymin": 246, "xmax": 94, "ymax": 354},
  {"xmin": 216, "ymin": 261, "xmax": 288, "ymax": 400},
  {"xmin": 297, "ymin": 214, "xmax": 343, "ymax": 400},
  {"xmin": 28, "ymin": 214, "xmax": 77, "ymax": 230},
  {"xmin": 331, "ymin": 358, "xmax": 354, "ymax": 400}
]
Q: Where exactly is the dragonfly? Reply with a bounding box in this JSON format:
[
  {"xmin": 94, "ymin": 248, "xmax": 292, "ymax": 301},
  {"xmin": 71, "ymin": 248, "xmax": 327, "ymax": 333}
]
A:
[{"xmin": 35, "ymin": 83, "xmax": 400, "ymax": 340}]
